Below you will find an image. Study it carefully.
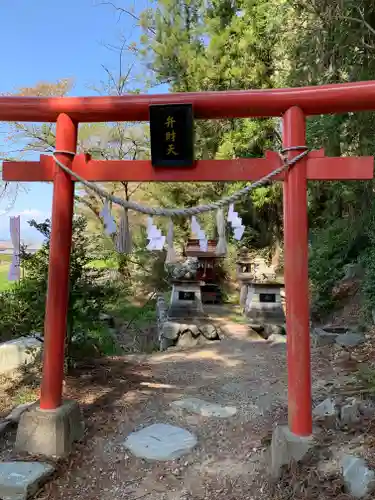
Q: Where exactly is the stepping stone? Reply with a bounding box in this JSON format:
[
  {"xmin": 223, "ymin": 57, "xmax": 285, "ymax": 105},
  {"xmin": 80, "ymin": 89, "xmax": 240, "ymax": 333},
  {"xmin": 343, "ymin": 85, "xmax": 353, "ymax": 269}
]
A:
[
  {"xmin": 123, "ymin": 423, "xmax": 197, "ymax": 461},
  {"xmin": 0, "ymin": 462, "xmax": 54, "ymax": 500},
  {"xmin": 171, "ymin": 398, "xmax": 237, "ymax": 418}
]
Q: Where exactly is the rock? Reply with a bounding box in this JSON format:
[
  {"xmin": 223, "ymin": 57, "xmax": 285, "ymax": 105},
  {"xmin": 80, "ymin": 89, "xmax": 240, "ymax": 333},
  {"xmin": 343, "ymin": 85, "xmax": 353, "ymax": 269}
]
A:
[
  {"xmin": 313, "ymin": 398, "xmax": 336, "ymax": 417},
  {"xmin": 99, "ymin": 313, "xmax": 111, "ymax": 321},
  {"xmin": 0, "ymin": 420, "xmax": 11, "ymax": 436},
  {"xmin": 336, "ymin": 333, "xmax": 365, "ymax": 349},
  {"xmin": 248, "ymin": 324, "xmax": 264, "ymax": 334},
  {"xmin": 332, "ymin": 280, "xmax": 360, "ymax": 300},
  {"xmin": 311, "ymin": 327, "xmax": 338, "ymax": 347},
  {"xmin": 160, "ymin": 336, "xmax": 175, "ymax": 351},
  {"xmin": 99, "ymin": 313, "xmax": 115, "ymax": 326},
  {"xmin": 177, "ymin": 331, "xmax": 200, "ymax": 348},
  {"xmin": 268, "ymin": 333, "xmax": 287, "ymax": 344},
  {"xmin": 264, "ymin": 324, "xmax": 285, "ymax": 338},
  {"xmin": 5, "ymin": 402, "xmax": 35, "ymax": 423},
  {"xmin": 0, "ymin": 336, "xmax": 43, "ymax": 377},
  {"xmin": 161, "ymin": 322, "xmax": 181, "ymax": 340},
  {"xmin": 171, "ymin": 398, "xmax": 237, "ymax": 418},
  {"xmin": 341, "ymin": 454, "xmax": 375, "ymax": 498},
  {"xmin": 123, "ymin": 423, "xmax": 197, "ymax": 461},
  {"xmin": 182, "ymin": 324, "xmax": 200, "ymax": 337},
  {"xmin": 313, "ymin": 398, "xmax": 337, "ymax": 428},
  {"xmin": 0, "ymin": 461, "xmax": 55, "ymax": 500},
  {"xmin": 199, "ymin": 324, "xmax": 219, "ymax": 340},
  {"xmin": 343, "ymin": 263, "xmax": 363, "ymax": 280},
  {"xmin": 340, "ymin": 399, "xmax": 361, "ymax": 426},
  {"xmin": 359, "ymin": 400, "xmax": 375, "ymax": 419},
  {"xmin": 322, "ymin": 325, "xmax": 350, "ymax": 334},
  {"xmin": 165, "ymin": 257, "xmax": 199, "ymax": 280}
]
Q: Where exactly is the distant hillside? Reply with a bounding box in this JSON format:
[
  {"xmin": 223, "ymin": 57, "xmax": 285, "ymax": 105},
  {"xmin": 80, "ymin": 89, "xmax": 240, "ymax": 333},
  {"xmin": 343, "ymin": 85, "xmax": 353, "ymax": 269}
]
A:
[{"xmin": 0, "ymin": 240, "xmax": 41, "ymax": 255}]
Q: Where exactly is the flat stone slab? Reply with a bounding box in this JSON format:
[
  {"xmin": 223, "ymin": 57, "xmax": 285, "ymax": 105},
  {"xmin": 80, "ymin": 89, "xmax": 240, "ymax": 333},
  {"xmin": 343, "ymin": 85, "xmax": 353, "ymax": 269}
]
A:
[
  {"xmin": 0, "ymin": 462, "xmax": 54, "ymax": 500},
  {"xmin": 171, "ymin": 398, "xmax": 237, "ymax": 418},
  {"xmin": 123, "ymin": 423, "xmax": 197, "ymax": 461},
  {"xmin": 336, "ymin": 333, "xmax": 365, "ymax": 348}
]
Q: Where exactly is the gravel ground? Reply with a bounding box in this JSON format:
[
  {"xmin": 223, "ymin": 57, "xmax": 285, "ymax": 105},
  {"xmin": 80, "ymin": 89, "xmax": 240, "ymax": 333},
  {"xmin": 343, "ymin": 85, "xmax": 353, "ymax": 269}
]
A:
[{"xmin": 0, "ymin": 308, "xmax": 337, "ymax": 500}]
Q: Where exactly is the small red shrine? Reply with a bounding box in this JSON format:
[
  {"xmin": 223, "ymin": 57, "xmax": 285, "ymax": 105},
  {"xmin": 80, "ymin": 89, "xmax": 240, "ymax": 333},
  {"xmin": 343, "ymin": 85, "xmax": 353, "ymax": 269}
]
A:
[{"xmin": 184, "ymin": 239, "xmax": 223, "ymax": 303}]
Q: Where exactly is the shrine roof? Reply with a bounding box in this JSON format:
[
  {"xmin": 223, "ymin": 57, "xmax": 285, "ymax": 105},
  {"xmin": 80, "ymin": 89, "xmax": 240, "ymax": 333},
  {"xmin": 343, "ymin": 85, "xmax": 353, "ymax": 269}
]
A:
[{"xmin": 184, "ymin": 239, "xmax": 221, "ymax": 258}]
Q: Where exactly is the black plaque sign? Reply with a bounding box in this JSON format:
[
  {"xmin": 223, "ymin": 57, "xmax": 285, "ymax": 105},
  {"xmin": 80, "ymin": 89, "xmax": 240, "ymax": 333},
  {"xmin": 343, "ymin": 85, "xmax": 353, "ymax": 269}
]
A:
[
  {"xmin": 259, "ymin": 293, "xmax": 276, "ymax": 303},
  {"xmin": 149, "ymin": 103, "xmax": 194, "ymax": 167},
  {"xmin": 179, "ymin": 291, "xmax": 195, "ymax": 301}
]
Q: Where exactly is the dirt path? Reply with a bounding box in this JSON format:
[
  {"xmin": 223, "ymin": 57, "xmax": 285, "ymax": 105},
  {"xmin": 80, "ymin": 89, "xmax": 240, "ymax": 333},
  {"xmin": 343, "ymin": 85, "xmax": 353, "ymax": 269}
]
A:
[{"xmin": 1, "ymin": 306, "xmax": 336, "ymax": 500}]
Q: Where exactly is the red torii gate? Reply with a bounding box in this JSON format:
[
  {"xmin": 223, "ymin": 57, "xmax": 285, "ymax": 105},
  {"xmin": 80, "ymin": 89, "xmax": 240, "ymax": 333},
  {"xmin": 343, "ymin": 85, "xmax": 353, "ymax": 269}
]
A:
[{"xmin": 2, "ymin": 82, "xmax": 375, "ymax": 439}]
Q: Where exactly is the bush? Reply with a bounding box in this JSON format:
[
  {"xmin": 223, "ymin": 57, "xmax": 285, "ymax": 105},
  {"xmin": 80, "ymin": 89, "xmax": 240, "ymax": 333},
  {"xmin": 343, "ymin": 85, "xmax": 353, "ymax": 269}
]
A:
[
  {"xmin": 360, "ymin": 208, "xmax": 375, "ymax": 320},
  {"xmin": 309, "ymin": 216, "xmax": 369, "ymax": 318},
  {"xmin": 0, "ymin": 216, "xmax": 119, "ymax": 366}
]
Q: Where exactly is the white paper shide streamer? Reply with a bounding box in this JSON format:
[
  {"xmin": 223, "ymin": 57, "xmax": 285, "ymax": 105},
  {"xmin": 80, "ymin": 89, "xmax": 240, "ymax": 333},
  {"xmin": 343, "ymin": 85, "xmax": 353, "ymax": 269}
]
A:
[
  {"xmin": 116, "ymin": 208, "xmax": 132, "ymax": 254},
  {"xmin": 165, "ymin": 218, "xmax": 178, "ymax": 263},
  {"xmin": 8, "ymin": 216, "xmax": 21, "ymax": 282},
  {"xmin": 228, "ymin": 203, "xmax": 245, "ymax": 241},
  {"xmin": 191, "ymin": 216, "xmax": 208, "ymax": 252},
  {"xmin": 146, "ymin": 217, "xmax": 165, "ymax": 251},
  {"xmin": 215, "ymin": 209, "xmax": 227, "ymax": 255},
  {"xmin": 100, "ymin": 201, "xmax": 117, "ymax": 235}
]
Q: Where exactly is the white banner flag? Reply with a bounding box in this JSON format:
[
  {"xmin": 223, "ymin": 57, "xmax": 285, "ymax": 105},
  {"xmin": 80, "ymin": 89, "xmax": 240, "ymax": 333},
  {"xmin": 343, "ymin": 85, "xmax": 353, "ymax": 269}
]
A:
[{"xmin": 8, "ymin": 216, "xmax": 21, "ymax": 282}]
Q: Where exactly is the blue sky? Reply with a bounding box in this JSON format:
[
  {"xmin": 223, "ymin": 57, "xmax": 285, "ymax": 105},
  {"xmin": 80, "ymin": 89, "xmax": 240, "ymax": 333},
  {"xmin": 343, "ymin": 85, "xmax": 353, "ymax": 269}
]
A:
[{"xmin": 0, "ymin": 0, "xmax": 167, "ymax": 241}]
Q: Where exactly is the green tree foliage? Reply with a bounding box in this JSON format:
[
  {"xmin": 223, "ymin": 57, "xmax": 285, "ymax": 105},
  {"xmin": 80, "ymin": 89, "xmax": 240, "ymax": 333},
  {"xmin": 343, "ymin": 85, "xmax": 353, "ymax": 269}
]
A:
[
  {"xmin": 0, "ymin": 217, "xmax": 118, "ymax": 364},
  {"xmin": 108, "ymin": 0, "xmax": 375, "ymax": 317},
  {"xmin": 286, "ymin": 0, "xmax": 375, "ymax": 314},
  {"xmin": 4, "ymin": 0, "xmax": 375, "ymax": 321},
  {"xmin": 135, "ymin": 0, "xmax": 289, "ymax": 257}
]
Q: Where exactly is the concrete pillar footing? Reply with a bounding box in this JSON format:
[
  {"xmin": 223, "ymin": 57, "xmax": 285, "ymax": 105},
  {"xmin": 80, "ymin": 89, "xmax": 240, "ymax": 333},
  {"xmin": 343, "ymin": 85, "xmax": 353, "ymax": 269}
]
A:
[{"xmin": 16, "ymin": 399, "xmax": 84, "ymax": 458}]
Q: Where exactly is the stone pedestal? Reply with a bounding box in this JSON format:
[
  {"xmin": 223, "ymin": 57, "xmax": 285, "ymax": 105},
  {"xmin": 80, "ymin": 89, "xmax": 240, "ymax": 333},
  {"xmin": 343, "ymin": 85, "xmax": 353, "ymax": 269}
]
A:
[
  {"xmin": 271, "ymin": 425, "xmax": 314, "ymax": 478},
  {"xmin": 16, "ymin": 400, "xmax": 84, "ymax": 458},
  {"xmin": 168, "ymin": 280, "xmax": 205, "ymax": 319},
  {"xmin": 239, "ymin": 284, "xmax": 248, "ymax": 308},
  {"xmin": 244, "ymin": 282, "xmax": 285, "ymax": 324}
]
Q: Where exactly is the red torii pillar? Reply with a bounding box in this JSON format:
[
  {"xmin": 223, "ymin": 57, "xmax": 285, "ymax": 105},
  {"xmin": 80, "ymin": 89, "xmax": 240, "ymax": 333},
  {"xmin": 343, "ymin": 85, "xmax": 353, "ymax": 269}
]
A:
[{"xmin": 2, "ymin": 87, "xmax": 374, "ymax": 438}]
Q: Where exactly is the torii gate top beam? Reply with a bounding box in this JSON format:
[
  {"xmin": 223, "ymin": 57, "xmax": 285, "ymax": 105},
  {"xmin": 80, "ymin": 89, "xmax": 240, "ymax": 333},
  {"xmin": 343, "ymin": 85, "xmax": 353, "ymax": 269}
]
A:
[{"xmin": 2, "ymin": 80, "xmax": 375, "ymax": 122}]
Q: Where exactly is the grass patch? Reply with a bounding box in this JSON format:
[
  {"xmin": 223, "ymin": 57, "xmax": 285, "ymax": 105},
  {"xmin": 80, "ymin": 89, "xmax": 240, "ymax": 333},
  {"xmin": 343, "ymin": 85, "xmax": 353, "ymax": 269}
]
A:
[
  {"xmin": 89, "ymin": 326, "xmax": 120, "ymax": 356},
  {"xmin": 0, "ymin": 264, "xmax": 11, "ymax": 292},
  {"xmin": 356, "ymin": 364, "xmax": 375, "ymax": 395},
  {"xmin": 0, "ymin": 254, "xmax": 12, "ymax": 263},
  {"xmin": 227, "ymin": 314, "xmax": 248, "ymax": 324},
  {"xmin": 12, "ymin": 385, "xmax": 39, "ymax": 406},
  {"xmin": 225, "ymin": 292, "xmax": 240, "ymax": 305},
  {"xmin": 108, "ymin": 298, "xmax": 157, "ymax": 328},
  {"xmin": 104, "ymin": 295, "xmax": 159, "ymax": 354}
]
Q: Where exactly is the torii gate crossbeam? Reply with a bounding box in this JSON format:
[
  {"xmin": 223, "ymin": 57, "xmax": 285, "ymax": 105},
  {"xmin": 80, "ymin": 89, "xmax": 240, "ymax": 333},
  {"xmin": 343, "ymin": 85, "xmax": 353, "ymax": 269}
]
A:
[{"xmin": 2, "ymin": 82, "xmax": 375, "ymax": 440}]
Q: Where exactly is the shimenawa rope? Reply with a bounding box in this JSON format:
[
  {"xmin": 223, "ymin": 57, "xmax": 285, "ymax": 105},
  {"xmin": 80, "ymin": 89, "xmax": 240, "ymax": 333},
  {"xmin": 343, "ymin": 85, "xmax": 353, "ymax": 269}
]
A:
[{"xmin": 51, "ymin": 147, "xmax": 308, "ymax": 217}]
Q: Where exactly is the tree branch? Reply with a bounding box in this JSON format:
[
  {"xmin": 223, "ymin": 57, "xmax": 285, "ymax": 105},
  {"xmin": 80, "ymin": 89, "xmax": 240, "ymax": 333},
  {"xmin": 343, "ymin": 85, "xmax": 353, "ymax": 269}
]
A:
[
  {"xmin": 100, "ymin": 1, "xmax": 156, "ymax": 34},
  {"xmin": 340, "ymin": 6, "xmax": 375, "ymax": 39}
]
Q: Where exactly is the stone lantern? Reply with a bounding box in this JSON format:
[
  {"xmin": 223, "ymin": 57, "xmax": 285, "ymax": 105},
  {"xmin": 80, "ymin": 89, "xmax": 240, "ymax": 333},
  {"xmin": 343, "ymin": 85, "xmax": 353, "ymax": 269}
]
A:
[
  {"xmin": 236, "ymin": 247, "xmax": 254, "ymax": 309},
  {"xmin": 165, "ymin": 257, "xmax": 205, "ymax": 319},
  {"xmin": 237, "ymin": 249, "xmax": 285, "ymax": 325}
]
